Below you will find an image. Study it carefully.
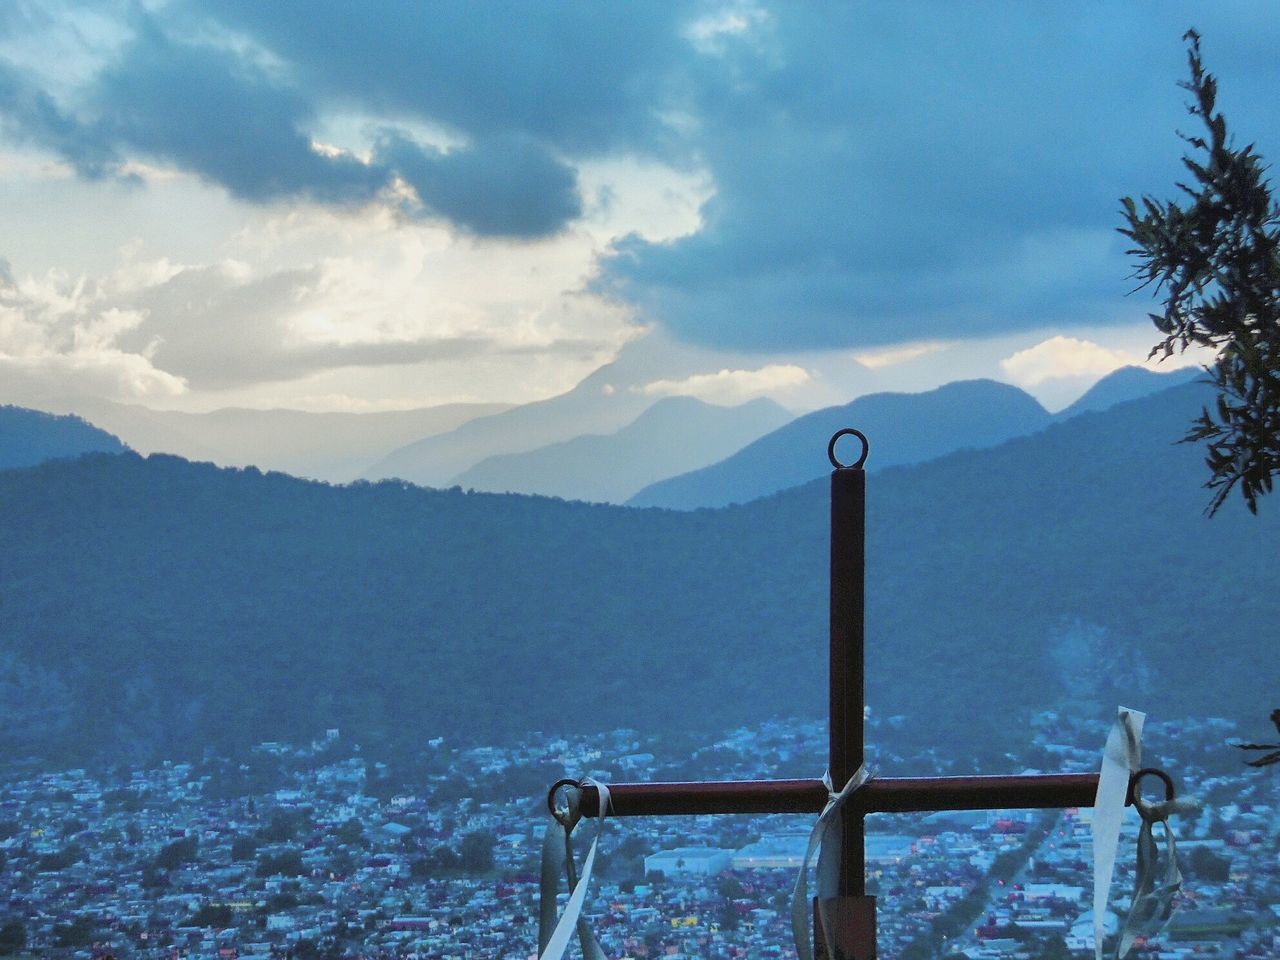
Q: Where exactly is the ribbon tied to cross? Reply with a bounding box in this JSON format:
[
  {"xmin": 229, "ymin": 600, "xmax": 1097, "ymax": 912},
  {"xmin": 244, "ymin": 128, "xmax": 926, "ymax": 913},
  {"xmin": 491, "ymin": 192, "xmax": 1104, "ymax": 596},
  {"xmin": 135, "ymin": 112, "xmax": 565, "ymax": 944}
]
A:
[
  {"xmin": 791, "ymin": 765, "xmax": 873, "ymax": 960},
  {"xmin": 1093, "ymin": 707, "xmax": 1183, "ymax": 959},
  {"xmin": 540, "ymin": 777, "xmax": 612, "ymax": 960}
]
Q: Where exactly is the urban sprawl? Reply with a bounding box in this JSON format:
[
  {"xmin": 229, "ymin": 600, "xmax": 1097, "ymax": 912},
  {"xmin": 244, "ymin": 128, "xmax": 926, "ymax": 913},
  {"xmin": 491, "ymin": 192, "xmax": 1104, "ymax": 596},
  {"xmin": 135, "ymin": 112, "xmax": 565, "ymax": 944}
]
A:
[{"xmin": 0, "ymin": 713, "xmax": 1276, "ymax": 959}]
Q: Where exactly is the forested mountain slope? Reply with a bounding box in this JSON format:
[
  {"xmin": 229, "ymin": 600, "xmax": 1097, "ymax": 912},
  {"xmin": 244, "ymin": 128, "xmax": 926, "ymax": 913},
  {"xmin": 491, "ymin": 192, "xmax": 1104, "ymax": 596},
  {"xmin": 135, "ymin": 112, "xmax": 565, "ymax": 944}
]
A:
[
  {"xmin": 0, "ymin": 406, "xmax": 126, "ymax": 470},
  {"xmin": 0, "ymin": 380, "xmax": 1272, "ymax": 766}
]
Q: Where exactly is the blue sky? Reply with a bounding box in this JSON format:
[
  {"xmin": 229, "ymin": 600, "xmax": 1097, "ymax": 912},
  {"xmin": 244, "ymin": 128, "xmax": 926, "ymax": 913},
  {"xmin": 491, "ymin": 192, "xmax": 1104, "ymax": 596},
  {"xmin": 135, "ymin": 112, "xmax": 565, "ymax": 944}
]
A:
[{"xmin": 0, "ymin": 2, "xmax": 1274, "ymax": 414}]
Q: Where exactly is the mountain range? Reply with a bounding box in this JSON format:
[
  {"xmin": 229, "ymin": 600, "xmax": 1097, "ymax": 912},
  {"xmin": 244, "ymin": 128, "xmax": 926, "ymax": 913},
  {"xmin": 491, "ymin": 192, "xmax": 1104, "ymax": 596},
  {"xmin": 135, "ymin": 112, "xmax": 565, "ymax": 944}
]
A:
[
  {"xmin": 363, "ymin": 363, "xmax": 659, "ymax": 487},
  {"xmin": 450, "ymin": 395, "xmax": 791, "ymax": 503},
  {"xmin": 8, "ymin": 364, "xmax": 1198, "ymax": 505},
  {"xmin": 0, "ymin": 376, "xmax": 1272, "ymax": 769},
  {"xmin": 628, "ymin": 366, "xmax": 1204, "ymax": 509},
  {"xmin": 626, "ymin": 379, "xmax": 1051, "ymax": 509}
]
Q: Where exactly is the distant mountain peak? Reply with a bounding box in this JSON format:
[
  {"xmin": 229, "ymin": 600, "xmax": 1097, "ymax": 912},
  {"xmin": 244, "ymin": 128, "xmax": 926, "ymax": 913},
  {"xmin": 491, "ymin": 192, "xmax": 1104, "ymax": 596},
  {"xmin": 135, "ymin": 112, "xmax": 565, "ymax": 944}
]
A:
[{"xmin": 1056, "ymin": 365, "xmax": 1203, "ymax": 419}]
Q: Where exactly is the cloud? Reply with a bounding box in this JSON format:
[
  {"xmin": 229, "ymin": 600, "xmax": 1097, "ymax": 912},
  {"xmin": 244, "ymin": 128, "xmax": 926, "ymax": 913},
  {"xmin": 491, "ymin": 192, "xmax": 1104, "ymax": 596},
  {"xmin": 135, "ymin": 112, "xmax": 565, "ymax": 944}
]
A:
[
  {"xmin": 0, "ymin": 61, "xmax": 116, "ymax": 177},
  {"xmin": 197, "ymin": 1, "xmax": 694, "ymax": 155},
  {"xmin": 0, "ymin": 17, "xmax": 386, "ymax": 204},
  {"xmin": 94, "ymin": 23, "xmax": 385, "ymax": 205},
  {"xmin": 114, "ymin": 263, "xmax": 504, "ymax": 388},
  {"xmin": 0, "ymin": 196, "xmax": 641, "ymax": 407},
  {"xmin": 0, "ymin": 269, "xmax": 187, "ymax": 402},
  {"xmin": 5, "ymin": 1, "xmax": 1280, "ymax": 360},
  {"xmin": 0, "ymin": 3, "xmax": 671, "ymax": 236},
  {"xmin": 637, "ymin": 363, "xmax": 810, "ymax": 404},
  {"xmin": 851, "ymin": 340, "xmax": 948, "ymax": 370},
  {"xmin": 595, "ymin": 4, "xmax": 1280, "ymax": 350},
  {"xmin": 999, "ymin": 335, "xmax": 1133, "ymax": 387},
  {"xmin": 374, "ymin": 130, "xmax": 581, "ymax": 238}
]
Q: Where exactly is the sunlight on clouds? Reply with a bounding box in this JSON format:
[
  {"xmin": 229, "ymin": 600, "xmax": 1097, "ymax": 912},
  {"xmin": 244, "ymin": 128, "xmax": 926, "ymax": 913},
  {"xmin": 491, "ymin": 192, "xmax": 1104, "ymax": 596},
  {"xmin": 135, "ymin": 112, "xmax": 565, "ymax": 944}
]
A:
[
  {"xmin": 0, "ymin": 178, "xmax": 652, "ymax": 411},
  {"xmin": 999, "ymin": 336, "xmax": 1134, "ymax": 387},
  {"xmin": 264, "ymin": 205, "xmax": 638, "ymax": 355},
  {"xmin": 101, "ymin": 247, "xmax": 187, "ymax": 296},
  {"xmin": 308, "ymin": 140, "xmax": 358, "ymax": 161},
  {"xmin": 70, "ymin": 306, "xmax": 146, "ymax": 351},
  {"xmin": 638, "ymin": 364, "xmax": 810, "ymax": 405},
  {"xmin": 0, "ymin": 350, "xmax": 187, "ymax": 400},
  {"xmin": 0, "ymin": 273, "xmax": 186, "ymax": 401},
  {"xmin": 852, "ymin": 340, "xmax": 950, "ymax": 370},
  {"xmin": 310, "ymin": 112, "xmax": 463, "ymax": 161},
  {"xmin": 579, "ymin": 158, "xmax": 713, "ymax": 246}
]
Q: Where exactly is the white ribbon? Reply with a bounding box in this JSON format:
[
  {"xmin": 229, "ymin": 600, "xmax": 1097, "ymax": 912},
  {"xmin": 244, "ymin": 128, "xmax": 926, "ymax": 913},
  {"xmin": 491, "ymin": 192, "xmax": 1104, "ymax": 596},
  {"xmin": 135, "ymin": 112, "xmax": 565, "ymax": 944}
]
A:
[
  {"xmin": 791, "ymin": 765, "xmax": 872, "ymax": 960},
  {"xmin": 1115, "ymin": 797, "xmax": 1182, "ymax": 958},
  {"xmin": 539, "ymin": 779, "xmax": 611, "ymax": 960},
  {"xmin": 1092, "ymin": 707, "xmax": 1143, "ymax": 960}
]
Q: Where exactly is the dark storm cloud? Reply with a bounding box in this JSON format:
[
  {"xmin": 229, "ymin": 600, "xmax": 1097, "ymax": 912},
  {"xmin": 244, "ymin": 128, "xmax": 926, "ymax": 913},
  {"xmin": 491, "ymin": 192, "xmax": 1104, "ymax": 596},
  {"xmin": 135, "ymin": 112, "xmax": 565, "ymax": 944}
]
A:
[
  {"xmin": 596, "ymin": 4, "xmax": 1280, "ymax": 349},
  {"xmin": 0, "ymin": 2, "xmax": 664, "ymax": 235},
  {"xmin": 0, "ymin": 62, "xmax": 116, "ymax": 177},
  {"xmin": 94, "ymin": 21, "xmax": 383, "ymax": 205},
  {"xmin": 194, "ymin": 0, "xmax": 694, "ymax": 155},
  {"xmin": 375, "ymin": 131, "xmax": 581, "ymax": 239}
]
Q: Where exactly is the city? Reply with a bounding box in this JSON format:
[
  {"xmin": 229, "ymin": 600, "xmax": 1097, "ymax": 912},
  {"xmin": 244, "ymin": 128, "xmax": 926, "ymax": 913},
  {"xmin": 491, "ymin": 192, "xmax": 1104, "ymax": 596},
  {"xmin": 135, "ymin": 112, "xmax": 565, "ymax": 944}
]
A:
[{"xmin": 0, "ymin": 711, "xmax": 1274, "ymax": 959}]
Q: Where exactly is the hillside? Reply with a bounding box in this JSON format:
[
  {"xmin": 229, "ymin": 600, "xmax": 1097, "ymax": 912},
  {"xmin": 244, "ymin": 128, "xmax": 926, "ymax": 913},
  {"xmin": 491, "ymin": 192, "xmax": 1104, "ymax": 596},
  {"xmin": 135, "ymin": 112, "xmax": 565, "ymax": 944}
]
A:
[
  {"xmin": 0, "ymin": 380, "xmax": 1274, "ymax": 767},
  {"xmin": 450, "ymin": 395, "xmax": 792, "ymax": 503},
  {"xmin": 628, "ymin": 379, "xmax": 1051, "ymax": 509},
  {"xmin": 0, "ymin": 406, "xmax": 126, "ymax": 470}
]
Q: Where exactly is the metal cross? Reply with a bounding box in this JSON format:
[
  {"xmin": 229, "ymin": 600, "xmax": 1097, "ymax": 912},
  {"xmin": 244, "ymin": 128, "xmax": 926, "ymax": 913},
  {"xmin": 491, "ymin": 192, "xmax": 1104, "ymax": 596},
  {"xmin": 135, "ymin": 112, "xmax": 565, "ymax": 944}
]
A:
[{"xmin": 549, "ymin": 429, "xmax": 1171, "ymax": 959}]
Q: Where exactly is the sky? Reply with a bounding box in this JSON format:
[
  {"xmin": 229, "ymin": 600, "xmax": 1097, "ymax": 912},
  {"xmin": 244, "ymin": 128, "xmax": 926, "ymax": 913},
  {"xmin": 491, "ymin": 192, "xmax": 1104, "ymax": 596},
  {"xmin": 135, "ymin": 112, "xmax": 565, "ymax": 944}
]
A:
[{"xmin": 1, "ymin": 1, "xmax": 1275, "ymax": 416}]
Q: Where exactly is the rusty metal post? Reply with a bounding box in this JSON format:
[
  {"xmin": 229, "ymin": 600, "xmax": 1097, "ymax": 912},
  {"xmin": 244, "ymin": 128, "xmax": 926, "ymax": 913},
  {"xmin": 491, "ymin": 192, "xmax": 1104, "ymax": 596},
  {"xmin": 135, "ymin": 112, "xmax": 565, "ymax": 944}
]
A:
[{"xmin": 823, "ymin": 429, "xmax": 875, "ymax": 959}]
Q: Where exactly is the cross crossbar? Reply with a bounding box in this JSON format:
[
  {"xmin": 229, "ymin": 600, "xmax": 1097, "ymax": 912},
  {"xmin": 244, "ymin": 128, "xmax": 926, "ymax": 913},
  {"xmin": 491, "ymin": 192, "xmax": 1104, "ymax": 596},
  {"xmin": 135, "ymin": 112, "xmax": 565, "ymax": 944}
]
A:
[
  {"xmin": 562, "ymin": 772, "xmax": 1121, "ymax": 818},
  {"xmin": 548, "ymin": 430, "xmax": 1172, "ymax": 960}
]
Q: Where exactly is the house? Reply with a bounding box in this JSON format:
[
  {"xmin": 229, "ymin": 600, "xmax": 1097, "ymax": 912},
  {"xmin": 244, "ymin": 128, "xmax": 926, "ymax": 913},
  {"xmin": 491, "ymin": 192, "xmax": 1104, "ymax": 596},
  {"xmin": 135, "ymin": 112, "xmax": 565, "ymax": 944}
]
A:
[{"xmin": 644, "ymin": 848, "xmax": 733, "ymax": 877}]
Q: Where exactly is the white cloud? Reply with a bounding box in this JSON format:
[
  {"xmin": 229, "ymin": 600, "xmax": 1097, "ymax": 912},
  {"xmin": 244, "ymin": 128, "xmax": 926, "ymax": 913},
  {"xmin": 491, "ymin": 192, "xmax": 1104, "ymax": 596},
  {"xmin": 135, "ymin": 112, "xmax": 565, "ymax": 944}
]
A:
[
  {"xmin": 578, "ymin": 158, "xmax": 713, "ymax": 246},
  {"xmin": 255, "ymin": 205, "xmax": 639, "ymax": 355},
  {"xmin": 683, "ymin": 3, "xmax": 773, "ymax": 57},
  {"xmin": 851, "ymin": 340, "xmax": 949, "ymax": 370},
  {"xmin": 0, "ymin": 350, "xmax": 187, "ymax": 401},
  {"xmin": 637, "ymin": 363, "xmax": 810, "ymax": 405},
  {"xmin": 999, "ymin": 336, "xmax": 1135, "ymax": 388},
  {"xmin": 0, "ymin": 273, "xmax": 187, "ymax": 402},
  {"xmin": 0, "ymin": 190, "xmax": 646, "ymax": 410}
]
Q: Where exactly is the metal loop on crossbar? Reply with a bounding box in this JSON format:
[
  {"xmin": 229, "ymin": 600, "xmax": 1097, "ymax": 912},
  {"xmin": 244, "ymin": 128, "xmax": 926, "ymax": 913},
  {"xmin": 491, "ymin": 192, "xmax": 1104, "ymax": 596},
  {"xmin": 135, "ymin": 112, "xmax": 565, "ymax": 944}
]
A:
[
  {"xmin": 547, "ymin": 778, "xmax": 581, "ymax": 827},
  {"xmin": 1131, "ymin": 773, "xmax": 1177, "ymax": 824},
  {"xmin": 828, "ymin": 428, "xmax": 870, "ymax": 470}
]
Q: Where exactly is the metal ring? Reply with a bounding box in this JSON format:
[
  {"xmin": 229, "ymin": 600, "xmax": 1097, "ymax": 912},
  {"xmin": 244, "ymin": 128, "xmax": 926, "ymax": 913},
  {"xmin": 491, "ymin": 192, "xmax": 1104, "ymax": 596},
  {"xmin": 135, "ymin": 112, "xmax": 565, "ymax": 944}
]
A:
[
  {"xmin": 1129, "ymin": 767, "xmax": 1175, "ymax": 807},
  {"xmin": 547, "ymin": 778, "xmax": 580, "ymax": 824},
  {"xmin": 828, "ymin": 428, "xmax": 870, "ymax": 470}
]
